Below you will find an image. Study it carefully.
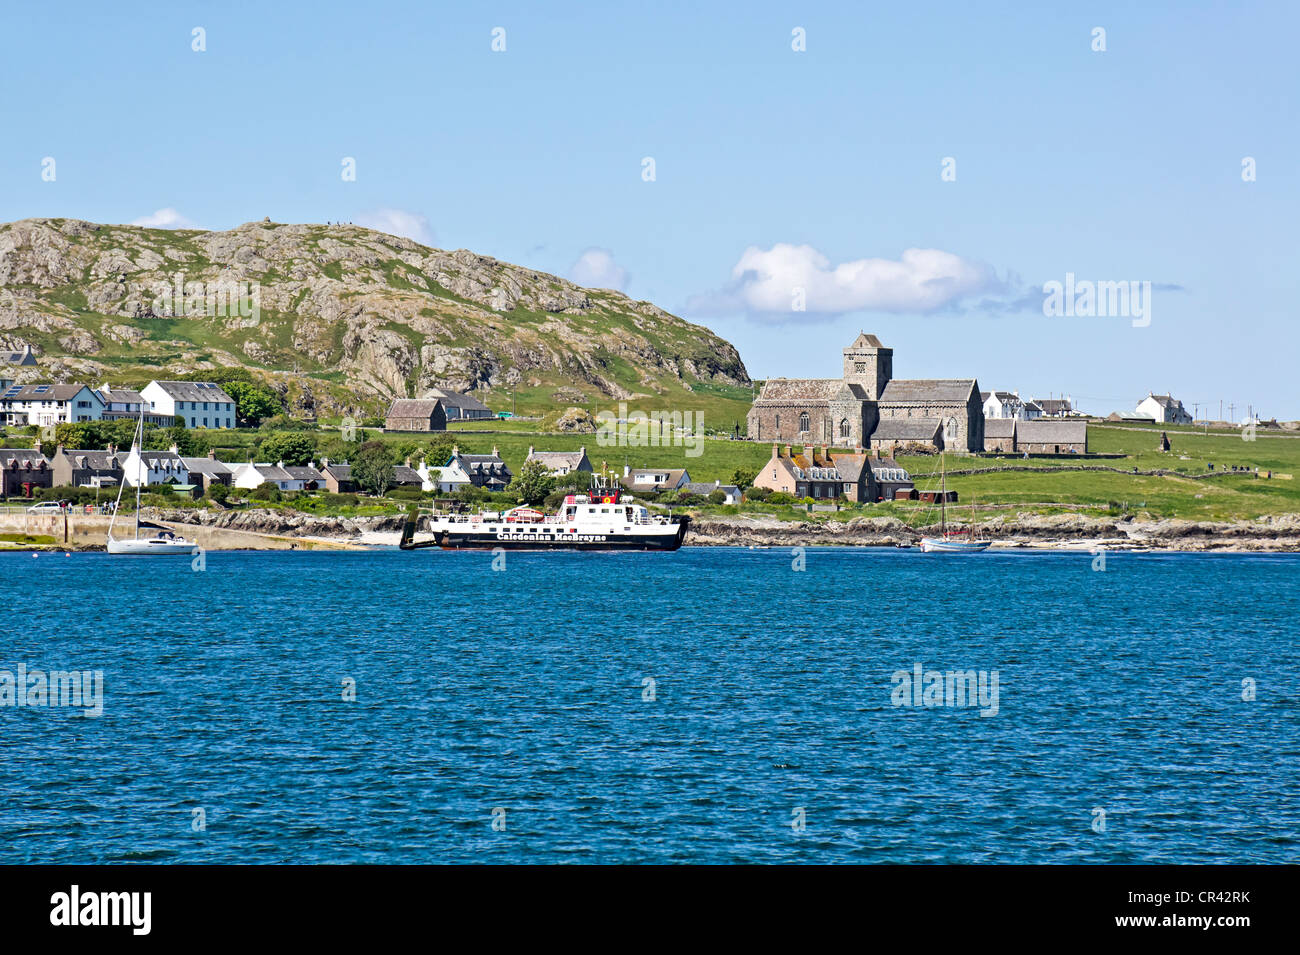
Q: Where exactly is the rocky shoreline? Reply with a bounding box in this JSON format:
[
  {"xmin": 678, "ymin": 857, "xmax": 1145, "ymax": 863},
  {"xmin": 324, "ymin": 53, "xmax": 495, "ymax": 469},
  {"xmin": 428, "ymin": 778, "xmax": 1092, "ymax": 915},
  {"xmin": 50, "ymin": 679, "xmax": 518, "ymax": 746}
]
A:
[
  {"xmin": 686, "ymin": 513, "xmax": 1300, "ymax": 552},
  {"xmin": 134, "ymin": 508, "xmax": 1300, "ymax": 553}
]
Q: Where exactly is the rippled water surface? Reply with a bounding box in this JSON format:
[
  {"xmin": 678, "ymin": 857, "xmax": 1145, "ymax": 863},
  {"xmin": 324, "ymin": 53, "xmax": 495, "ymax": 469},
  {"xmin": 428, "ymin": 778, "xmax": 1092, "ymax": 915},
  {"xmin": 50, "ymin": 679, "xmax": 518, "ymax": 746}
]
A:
[{"xmin": 1, "ymin": 547, "xmax": 1297, "ymax": 863}]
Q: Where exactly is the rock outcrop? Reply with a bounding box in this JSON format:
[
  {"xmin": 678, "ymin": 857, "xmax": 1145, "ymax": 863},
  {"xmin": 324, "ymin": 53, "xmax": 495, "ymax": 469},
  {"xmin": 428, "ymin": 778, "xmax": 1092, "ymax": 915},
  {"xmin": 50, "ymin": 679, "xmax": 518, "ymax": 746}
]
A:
[{"xmin": 0, "ymin": 218, "xmax": 750, "ymax": 417}]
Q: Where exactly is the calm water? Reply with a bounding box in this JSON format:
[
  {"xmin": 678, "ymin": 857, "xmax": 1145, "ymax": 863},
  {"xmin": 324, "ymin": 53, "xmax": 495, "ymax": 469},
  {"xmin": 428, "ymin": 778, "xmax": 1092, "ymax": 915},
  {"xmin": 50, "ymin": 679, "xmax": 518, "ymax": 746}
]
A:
[{"xmin": 1, "ymin": 547, "xmax": 1297, "ymax": 864}]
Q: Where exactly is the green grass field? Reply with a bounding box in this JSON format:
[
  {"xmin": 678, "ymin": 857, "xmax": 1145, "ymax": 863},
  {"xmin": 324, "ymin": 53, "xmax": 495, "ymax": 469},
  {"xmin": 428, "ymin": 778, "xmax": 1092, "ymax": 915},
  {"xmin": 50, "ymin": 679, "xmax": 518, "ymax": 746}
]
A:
[{"xmin": 5, "ymin": 418, "xmax": 1295, "ymax": 522}]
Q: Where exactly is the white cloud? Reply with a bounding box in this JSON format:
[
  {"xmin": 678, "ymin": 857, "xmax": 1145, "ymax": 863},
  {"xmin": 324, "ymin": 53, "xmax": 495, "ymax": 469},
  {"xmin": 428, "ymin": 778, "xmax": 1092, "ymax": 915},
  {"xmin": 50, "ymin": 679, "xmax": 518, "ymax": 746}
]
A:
[
  {"xmin": 131, "ymin": 208, "xmax": 198, "ymax": 229},
  {"xmin": 355, "ymin": 208, "xmax": 435, "ymax": 246},
  {"xmin": 568, "ymin": 248, "xmax": 629, "ymax": 291},
  {"xmin": 689, "ymin": 243, "xmax": 1003, "ymax": 319}
]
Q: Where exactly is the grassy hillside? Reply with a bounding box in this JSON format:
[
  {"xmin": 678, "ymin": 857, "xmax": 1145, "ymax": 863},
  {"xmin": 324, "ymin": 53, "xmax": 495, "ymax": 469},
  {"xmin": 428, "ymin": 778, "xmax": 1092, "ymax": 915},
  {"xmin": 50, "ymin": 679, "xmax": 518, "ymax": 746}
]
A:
[{"xmin": 0, "ymin": 217, "xmax": 754, "ymax": 426}]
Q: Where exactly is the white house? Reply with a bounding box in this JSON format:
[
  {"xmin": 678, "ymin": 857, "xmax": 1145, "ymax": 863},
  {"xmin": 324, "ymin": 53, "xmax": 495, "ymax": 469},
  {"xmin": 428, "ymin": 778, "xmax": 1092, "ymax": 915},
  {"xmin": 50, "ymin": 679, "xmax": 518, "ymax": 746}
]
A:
[
  {"xmin": 231, "ymin": 462, "xmax": 312, "ymax": 491},
  {"xmin": 622, "ymin": 466, "xmax": 691, "ymax": 493},
  {"xmin": 119, "ymin": 448, "xmax": 190, "ymax": 487},
  {"xmin": 97, "ymin": 385, "xmax": 174, "ymax": 426},
  {"xmin": 416, "ymin": 458, "xmax": 469, "ymax": 493},
  {"xmin": 981, "ymin": 390, "xmax": 1031, "ymax": 421},
  {"xmin": 1032, "ymin": 397, "xmax": 1076, "ymax": 418},
  {"xmin": 1136, "ymin": 393, "xmax": 1193, "ymax": 424},
  {"xmin": 141, "ymin": 380, "xmax": 237, "ymax": 429},
  {"xmin": 0, "ymin": 383, "xmax": 103, "ymax": 427}
]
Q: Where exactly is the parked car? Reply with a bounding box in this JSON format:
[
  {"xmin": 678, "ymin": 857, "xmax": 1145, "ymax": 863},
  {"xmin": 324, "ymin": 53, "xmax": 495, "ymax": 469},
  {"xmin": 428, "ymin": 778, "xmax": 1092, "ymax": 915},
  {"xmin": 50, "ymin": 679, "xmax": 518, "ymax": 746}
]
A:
[{"xmin": 27, "ymin": 501, "xmax": 66, "ymax": 513}]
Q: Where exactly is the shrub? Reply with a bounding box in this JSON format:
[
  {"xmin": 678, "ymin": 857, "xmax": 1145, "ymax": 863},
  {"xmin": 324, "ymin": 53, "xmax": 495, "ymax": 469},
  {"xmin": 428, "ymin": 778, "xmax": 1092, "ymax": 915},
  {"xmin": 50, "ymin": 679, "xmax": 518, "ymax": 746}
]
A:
[
  {"xmin": 208, "ymin": 482, "xmax": 230, "ymax": 504},
  {"xmin": 250, "ymin": 482, "xmax": 282, "ymax": 502},
  {"xmin": 766, "ymin": 491, "xmax": 793, "ymax": 505},
  {"xmin": 745, "ymin": 486, "xmax": 771, "ymax": 502},
  {"xmin": 707, "ymin": 490, "xmax": 726, "ymax": 505},
  {"xmin": 386, "ymin": 487, "xmax": 425, "ymax": 501},
  {"xmin": 323, "ymin": 493, "xmax": 360, "ymax": 507}
]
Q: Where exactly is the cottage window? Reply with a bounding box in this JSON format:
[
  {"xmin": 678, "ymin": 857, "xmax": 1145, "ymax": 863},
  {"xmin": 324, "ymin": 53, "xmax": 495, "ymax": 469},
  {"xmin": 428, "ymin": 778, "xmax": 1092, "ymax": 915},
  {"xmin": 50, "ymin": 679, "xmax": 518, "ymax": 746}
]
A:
[
  {"xmin": 839, "ymin": 418, "xmax": 850, "ymax": 439},
  {"xmin": 799, "ymin": 412, "xmax": 809, "ymax": 433},
  {"xmin": 775, "ymin": 414, "xmax": 780, "ymax": 430}
]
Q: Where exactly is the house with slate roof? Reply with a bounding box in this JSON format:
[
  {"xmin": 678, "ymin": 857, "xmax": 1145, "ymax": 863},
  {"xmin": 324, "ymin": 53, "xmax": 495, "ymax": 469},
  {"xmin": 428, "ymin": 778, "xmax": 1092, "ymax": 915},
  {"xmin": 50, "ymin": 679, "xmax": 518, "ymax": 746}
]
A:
[
  {"xmin": 525, "ymin": 446, "xmax": 593, "ymax": 476},
  {"xmin": 681, "ymin": 480, "xmax": 743, "ymax": 505},
  {"xmin": 1136, "ymin": 392, "xmax": 1192, "ymax": 425},
  {"xmin": 384, "ymin": 398, "xmax": 447, "ymax": 432},
  {"xmin": 981, "ymin": 419, "xmax": 1088, "ymax": 454},
  {"xmin": 51, "ymin": 446, "xmax": 124, "ymax": 488},
  {"xmin": 0, "ymin": 383, "xmax": 104, "ymax": 427},
  {"xmin": 320, "ymin": 460, "xmax": 357, "ymax": 493},
  {"xmin": 621, "ymin": 467, "xmax": 691, "ymax": 494},
  {"xmin": 423, "ymin": 387, "xmax": 493, "ymax": 420},
  {"xmin": 231, "ymin": 462, "xmax": 295, "ymax": 491},
  {"xmin": 141, "ymin": 381, "xmax": 236, "ymax": 429},
  {"xmin": 181, "ymin": 452, "xmax": 234, "ymax": 491},
  {"xmin": 119, "ymin": 448, "xmax": 189, "ymax": 487},
  {"xmin": 1, "ymin": 345, "xmax": 37, "ymax": 367},
  {"xmin": 423, "ymin": 446, "xmax": 512, "ymax": 492},
  {"xmin": 0, "ymin": 447, "xmax": 53, "ymax": 497}
]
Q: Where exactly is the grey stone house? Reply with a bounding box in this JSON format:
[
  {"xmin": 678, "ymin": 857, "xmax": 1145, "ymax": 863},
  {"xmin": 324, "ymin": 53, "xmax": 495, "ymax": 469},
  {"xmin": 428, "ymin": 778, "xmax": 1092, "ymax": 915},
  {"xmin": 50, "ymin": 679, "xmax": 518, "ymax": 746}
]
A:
[{"xmin": 385, "ymin": 398, "xmax": 447, "ymax": 432}]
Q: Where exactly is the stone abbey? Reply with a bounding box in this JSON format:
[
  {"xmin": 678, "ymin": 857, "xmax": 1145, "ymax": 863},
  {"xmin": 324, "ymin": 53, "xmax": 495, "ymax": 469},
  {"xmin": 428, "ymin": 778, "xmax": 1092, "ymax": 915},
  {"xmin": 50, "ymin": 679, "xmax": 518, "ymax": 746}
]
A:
[{"xmin": 746, "ymin": 333, "xmax": 984, "ymax": 453}]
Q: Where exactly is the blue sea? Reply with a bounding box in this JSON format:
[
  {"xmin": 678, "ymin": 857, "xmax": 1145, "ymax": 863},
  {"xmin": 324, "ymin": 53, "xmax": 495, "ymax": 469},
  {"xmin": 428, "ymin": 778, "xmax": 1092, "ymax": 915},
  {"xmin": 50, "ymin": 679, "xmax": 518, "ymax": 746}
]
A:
[{"xmin": 1, "ymin": 547, "xmax": 1297, "ymax": 864}]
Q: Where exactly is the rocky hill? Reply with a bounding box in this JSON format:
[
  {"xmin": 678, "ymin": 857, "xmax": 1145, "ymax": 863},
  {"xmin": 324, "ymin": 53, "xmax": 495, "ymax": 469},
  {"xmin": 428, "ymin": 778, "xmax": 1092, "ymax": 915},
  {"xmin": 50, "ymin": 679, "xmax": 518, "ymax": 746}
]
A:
[{"xmin": 0, "ymin": 218, "xmax": 751, "ymax": 420}]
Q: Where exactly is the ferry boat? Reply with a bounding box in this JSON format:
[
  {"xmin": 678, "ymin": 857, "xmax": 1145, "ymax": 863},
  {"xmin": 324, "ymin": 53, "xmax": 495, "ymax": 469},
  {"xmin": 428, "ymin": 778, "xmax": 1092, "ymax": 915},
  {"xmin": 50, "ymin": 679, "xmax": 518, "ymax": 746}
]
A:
[{"xmin": 399, "ymin": 487, "xmax": 688, "ymax": 551}]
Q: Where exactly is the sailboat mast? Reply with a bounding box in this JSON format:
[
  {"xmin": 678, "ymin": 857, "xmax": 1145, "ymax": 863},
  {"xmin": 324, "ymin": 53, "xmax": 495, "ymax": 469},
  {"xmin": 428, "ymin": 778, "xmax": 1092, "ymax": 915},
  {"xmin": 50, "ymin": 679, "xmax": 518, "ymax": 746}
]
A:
[
  {"xmin": 133, "ymin": 412, "xmax": 143, "ymax": 540},
  {"xmin": 940, "ymin": 455, "xmax": 946, "ymax": 536}
]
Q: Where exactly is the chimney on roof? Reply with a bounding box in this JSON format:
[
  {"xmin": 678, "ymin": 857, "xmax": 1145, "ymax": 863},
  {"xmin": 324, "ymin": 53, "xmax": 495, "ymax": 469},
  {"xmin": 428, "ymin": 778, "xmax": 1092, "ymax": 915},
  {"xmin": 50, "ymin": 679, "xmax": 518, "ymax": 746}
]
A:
[
  {"xmin": 277, "ymin": 460, "xmax": 285, "ymax": 468},
  {"xmin": 855, "ymin": 444, "xmax": 863, "ymax": 455},
  {"xmin": 782, "ymin": 444, "xmax": 791, "ymax": 458},
  {"xmin": 452, "ymin": 445, "xmax": 459, "ymax": 456},
  {"xmin": 168, "ymin": 443, "xmax": 179, "ymax": 454},
  {"xmin": 491, "ymin": 445, "xmax": 498, "ymax": 456},
  {"xmin": 528, "ymin": 446, "xmax": 534, "ymax": 457},
  {"xmin": 321, "ymin": 456, "xmax": 329, "ymax": 467},
  {"xmin": 623, "ymin": 464, "xmax": 629, "ymax": 478}
]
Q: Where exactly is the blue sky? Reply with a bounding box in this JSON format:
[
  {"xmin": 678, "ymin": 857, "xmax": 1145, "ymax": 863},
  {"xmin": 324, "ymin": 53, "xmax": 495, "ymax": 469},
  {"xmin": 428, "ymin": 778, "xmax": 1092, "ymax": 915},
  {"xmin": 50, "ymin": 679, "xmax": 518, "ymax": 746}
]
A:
[{"xmin": 2, "ymin": 1, "xmax": 1296, "ymax": 417}]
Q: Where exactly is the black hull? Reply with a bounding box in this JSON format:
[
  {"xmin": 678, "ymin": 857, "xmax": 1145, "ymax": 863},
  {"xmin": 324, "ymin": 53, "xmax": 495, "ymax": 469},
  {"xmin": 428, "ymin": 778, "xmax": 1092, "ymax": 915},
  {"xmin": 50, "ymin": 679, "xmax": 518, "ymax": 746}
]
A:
[{"xmin": 434, "ymin": 530, "xmax": 685, "ymax": 551}]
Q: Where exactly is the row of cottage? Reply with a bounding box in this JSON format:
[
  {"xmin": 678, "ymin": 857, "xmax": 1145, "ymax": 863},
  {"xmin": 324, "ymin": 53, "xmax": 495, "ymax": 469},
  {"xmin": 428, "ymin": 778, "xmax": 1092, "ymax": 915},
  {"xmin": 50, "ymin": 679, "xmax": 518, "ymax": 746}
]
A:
[
  {"xmin": 0, "ymin": 379, "xmax": 236, "ymax": 429},
  {"xmin": 0, "ymin": 443, "xmax": 518, "ymax": 498}
]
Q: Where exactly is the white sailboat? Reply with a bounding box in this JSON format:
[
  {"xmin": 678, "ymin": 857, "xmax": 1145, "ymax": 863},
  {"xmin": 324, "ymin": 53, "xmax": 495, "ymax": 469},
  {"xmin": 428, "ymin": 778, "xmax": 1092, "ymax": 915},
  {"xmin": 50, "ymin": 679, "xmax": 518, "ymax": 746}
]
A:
[
  {"xmin": 106, "ymin": 409, "xmax": 198, "ymax": 556},
  {"xmin": 919, "ymin": 454, "xmax": 990, "ymax": 553}
]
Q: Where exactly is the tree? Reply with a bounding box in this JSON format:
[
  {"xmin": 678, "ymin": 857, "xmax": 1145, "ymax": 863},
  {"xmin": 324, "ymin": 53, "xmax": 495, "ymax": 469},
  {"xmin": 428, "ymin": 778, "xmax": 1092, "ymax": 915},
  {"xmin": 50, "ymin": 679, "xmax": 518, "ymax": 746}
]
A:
[
  {"xmin": 731, "ymin": 466, "xmax": 758, "ymax": 490},
  {"xmin": 208, "ymin": 482, "xmax": 230, "ymax": 504},
  {"xmin": 351, "ymin": 440, "xmax": 395, "ymax": 495},
  {"xmin": 507, "ymin": 459, "xmax": 556, "ymax": 506},
  {"xmin": 259, "ymin": 432, "xmax": 317, "ymax": 467},
  {"xmin": 224, "ymin": 380, "xmax": 283, "ymax": 427}
]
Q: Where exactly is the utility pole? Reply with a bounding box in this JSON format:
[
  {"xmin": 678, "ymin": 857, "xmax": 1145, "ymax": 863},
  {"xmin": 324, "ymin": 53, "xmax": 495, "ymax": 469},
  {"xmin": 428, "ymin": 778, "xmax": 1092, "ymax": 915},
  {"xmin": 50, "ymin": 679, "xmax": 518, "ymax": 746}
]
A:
[
  {"xmin": 1192, "ymin": 402, "xmax": 1199, "ymax": 424},
  {"xmin": 1219, "ymin": 400, "xmax": 1223, "ymax": 424},
  {"xmin": 1228, "ymin": 403, "xmax": 1236, "ymax": 424}
]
